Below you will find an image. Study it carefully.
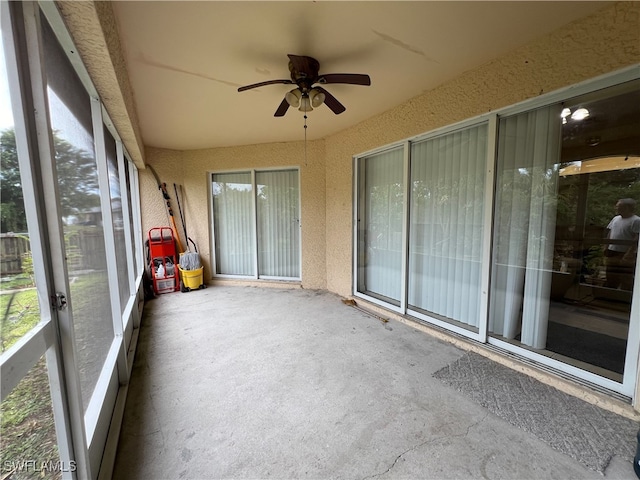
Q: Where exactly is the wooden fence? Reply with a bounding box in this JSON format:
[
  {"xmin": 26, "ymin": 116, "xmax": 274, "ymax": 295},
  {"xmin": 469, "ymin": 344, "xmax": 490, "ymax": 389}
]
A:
[
  {"xmin": 1, "ymin": 227, "xmax": 107, "ymax": 276},
  {"xmin": 0, "ymin": 234, "xmax": 29, "ymax": 275}
]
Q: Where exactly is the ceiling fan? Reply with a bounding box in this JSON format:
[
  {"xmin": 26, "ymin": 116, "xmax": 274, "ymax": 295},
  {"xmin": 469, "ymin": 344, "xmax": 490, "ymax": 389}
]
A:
[{"xmin": 237, "ymin": 54, "xmax": 371, "ymax": 117}]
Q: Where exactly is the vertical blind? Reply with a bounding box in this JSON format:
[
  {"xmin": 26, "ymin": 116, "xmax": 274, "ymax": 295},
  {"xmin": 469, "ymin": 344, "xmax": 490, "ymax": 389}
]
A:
[
  {"xmin": 357, "ymin": 147, "xmax": 405, "ymax": 304},
  {"xmin": 256, "ymin": 170, "xmax": 300, "ymax": 278},
  {"xmin": 212, "ymin": 172, "xmax": 254, "ymax": 275},
  {"xmin": 489, "ymin": 105, "xmax": 562, "ymax": 348},
  {"xmin": 408, "ymin": 124, "xmax": 487, "ymax": 327}
]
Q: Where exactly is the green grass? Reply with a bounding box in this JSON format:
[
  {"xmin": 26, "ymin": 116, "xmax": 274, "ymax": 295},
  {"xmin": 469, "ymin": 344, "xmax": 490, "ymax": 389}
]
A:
[
  {"xmin": 0, "ymin": 358, "xmax": 60, "ymax": 480},
  {"xmin": 1, "ymin": 283, "xmax": 59, "ymax": 479},
  {"xmin": 1, "ymin": 288, "xmax": 41, "ymax": 353},
  {"xmin": 0, "ymin": 274, "xmax": 34, "ymax": 290}
]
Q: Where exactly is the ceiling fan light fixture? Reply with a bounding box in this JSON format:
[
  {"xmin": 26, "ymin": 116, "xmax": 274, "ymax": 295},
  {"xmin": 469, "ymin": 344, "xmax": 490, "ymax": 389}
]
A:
[
  {"xmin": 285, "ymin": 89, "xmax": 301, "ymax": 107},
  {"xmin": 298, "ymin": 96, "xmax": 313, "ymax": 112},
  {"xmin": 310, "ymin": 88, "xmax": 325, "ymax": 108}
]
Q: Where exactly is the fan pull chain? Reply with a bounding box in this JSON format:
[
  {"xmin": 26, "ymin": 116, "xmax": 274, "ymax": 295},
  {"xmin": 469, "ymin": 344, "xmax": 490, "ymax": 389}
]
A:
[{"xmin": 304, "ymin": 113, "xmax": 308, "ymax": 166}]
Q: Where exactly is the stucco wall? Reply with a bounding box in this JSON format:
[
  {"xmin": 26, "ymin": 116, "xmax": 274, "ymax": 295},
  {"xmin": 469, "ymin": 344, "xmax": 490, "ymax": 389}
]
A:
[
  {"xmin": 325, "ymin": 1, "xmax": 640, "ymax": 296},
  {"xmin": 142, "ymin": 140, "xmax": 327, "ymax": 289}
]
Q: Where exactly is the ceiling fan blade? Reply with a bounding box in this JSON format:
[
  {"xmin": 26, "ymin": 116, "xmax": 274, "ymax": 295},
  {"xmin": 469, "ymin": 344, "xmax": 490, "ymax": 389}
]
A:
[
  {"xmin": 287, "ymin": 54, "xmax": 320, "ymax": 78},
  {"xmin": 238, "ymin": 79, "xmax": 293, "ymax": 92},
  {"xmin": 274, "ymin": 97, "xmax": 290, "ymax": 117},
  {"xmin": 318, "ymin": 73, "xmax": 371, "ymax": 86},
  {"xmin": 314, "ymin": 86, "xmax": 346, "ymax": 115}
]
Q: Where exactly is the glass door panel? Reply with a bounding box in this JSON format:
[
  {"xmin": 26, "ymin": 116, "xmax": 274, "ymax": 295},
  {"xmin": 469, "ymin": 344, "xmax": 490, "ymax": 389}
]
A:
[
  {"xmin": 408, "ymin": 124, "xmax": 487, "ymax": 329},
  {"xmin": 256, "ymin": 170, "xmax": 300, "ymax": 279},
  {"xmin": 356, "ymin": 147, "xmax": 404, "ymax": 305},
  {"xmin": 212, "ymin": 172, "xmax": 254, "ymax": 275},
  {"xmin": 490, "ymin": 81, "xmax": 640, "ymax": 383},
  {"xmin": 548, "ymin": 83, "xmax": 640, "ymax": 380}
]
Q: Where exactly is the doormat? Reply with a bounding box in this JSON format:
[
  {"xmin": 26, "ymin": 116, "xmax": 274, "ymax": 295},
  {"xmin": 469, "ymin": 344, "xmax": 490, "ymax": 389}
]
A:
[{"xmin": 433, "ymin": 352, "xmax": 638, "ymax": 472}]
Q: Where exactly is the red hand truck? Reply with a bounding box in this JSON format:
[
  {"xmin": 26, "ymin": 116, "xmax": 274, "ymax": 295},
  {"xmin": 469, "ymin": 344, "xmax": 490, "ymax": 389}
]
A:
[{"xmin": 148, "ymin": 227, "xmax": 179, "ymax": 294}]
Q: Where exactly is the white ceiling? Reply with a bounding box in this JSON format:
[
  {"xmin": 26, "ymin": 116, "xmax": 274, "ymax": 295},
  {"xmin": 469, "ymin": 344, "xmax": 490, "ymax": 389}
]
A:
[{"xmin": 111, "ymin": 1, "xmax": 608, "ymax": 151}]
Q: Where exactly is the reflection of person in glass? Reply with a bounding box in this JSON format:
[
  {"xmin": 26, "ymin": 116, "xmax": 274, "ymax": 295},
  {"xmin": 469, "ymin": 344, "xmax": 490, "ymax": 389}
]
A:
[{"xmin": 605, "ymin": 198, "xmax": 640, "ymax": 290}]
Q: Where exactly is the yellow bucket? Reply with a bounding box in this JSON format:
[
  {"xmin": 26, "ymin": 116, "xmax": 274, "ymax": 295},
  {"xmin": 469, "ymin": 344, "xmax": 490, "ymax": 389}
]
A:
[{"xmin": 178, "ymin": 266, "xmax": 204, "ymax": 291}]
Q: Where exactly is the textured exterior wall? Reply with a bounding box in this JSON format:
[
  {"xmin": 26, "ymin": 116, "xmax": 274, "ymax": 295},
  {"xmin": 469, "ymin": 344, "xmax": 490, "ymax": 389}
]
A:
[
  {"xmin": 142, "ymin": 140, "xmax": 327, "ymax": 289},
  {"xmin": 325, "ymin": 1, "xmax": 640, "ymax": 296},
  {"xmin": 56, "ymin": 1, "xmax": 145, "ymax": 167}
]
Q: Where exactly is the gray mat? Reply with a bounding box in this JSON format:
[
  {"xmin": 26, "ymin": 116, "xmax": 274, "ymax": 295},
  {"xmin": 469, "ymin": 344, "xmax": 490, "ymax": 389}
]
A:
[{"xmin": 433, "ymin": 352, "xmax": 639, "ymax": 472}]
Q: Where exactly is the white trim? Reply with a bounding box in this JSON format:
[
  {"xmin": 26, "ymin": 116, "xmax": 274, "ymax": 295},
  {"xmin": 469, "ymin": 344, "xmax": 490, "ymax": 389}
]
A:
[
  {"xmin": 399, "ymin": 141, "xmax": 410, "ymax": 312},
  {"xmin": 352, "ymin": 155, "xmax": 359, "ymax": 297},
  {"xmin": 408, "ymin": 308, "xmax": 482, "ymax": 342},
  {"xmin": 297, "ymin": 168, "xmax": 303, "ymax": 283},
  {"xmin": 354, "ymin": 292, "xmax": 404, "ymax": 315},
  {"xmin": 259, "ymin": 275, "xmax": 303, "ymax": 282},
  {"xmin": 83, "ymin": 337, "xmax": 121, "ymax": 443},
  {"xmin": 208, "ymin": 171, "xmax": 217, "ymax": 277},
  {"xmin": 117, "ymin": 141, "xmax": 137, "ymax": 298},
  {"xmin": 624, "ymin": 251, "xmax": 640, "ymax": 395},
  {"xmin": 130, "ymin": 161, "xmax": 144, "ymax": 281},
  {"xmin": 0, "ymin": 321, "xmax": 54, "ymax": 401},
  {"xmin": 477, "ymin": 115, "xmax": 498, "ymax": 343},
  {"xmin": 95, "ymin": 380, "xmax": 130, "ymax": 480},
  {"xmin": 251, "ymin": 169, "xmax": 259, "ymax": 279}
]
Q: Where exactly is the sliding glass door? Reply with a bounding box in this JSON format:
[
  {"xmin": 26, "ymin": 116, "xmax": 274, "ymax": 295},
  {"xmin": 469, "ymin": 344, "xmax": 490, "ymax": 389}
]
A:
[
  {"xmin": 212, "ymin": 169, "xmax": 301, "ymax": 279},
  {"xmin": 489, "ymin": 81, "xmax": 640, "ymax": 387}
]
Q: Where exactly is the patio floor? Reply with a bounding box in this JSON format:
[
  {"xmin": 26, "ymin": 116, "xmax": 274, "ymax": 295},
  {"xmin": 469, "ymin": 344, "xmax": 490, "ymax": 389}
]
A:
[{"xmin": 112, "ymin": 285, "xmax": 635, "ymax": 479}]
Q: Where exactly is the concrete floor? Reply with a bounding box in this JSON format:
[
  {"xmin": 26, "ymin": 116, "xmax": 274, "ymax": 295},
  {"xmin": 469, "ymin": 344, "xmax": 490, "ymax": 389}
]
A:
[{"xmin": 112, "ymin": 285, "xmax": 635, "ymax": 479}]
